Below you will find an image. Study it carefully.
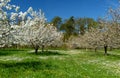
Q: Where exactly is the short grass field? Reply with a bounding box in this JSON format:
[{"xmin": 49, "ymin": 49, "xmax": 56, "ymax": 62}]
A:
[{"xmin": 0, "ymin": 48, "xmax": 120, "ymax": 78}]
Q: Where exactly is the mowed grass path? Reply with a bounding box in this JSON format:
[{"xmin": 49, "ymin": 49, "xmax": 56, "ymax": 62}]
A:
[{"xmin": 0, "ymin": 48, "xmax": 120, "ymax": 78}]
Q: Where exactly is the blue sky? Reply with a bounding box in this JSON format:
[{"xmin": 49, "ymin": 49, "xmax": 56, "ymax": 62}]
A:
[{"xmin": 10, "ymin": 0, "xmax": 118, "ymax": 21}]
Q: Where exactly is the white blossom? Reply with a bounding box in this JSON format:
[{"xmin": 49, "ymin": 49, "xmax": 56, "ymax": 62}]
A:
[
  {"xmin": 0, "ymin": 0, "xmax": 20, "ymax": 47},
  {"xmin": 14, "ymin": 8, "xmax": 62, "ymax": 53},
  {"xmin": 10, "ymin": 12, "xmax": 18, "ymax": 20},
  {"xmin": 15, "ymin": 6, "xmax": 20, "ymax": 11},
  {"xmin": 19, "ymin": 11, "xmax": 28, "ymax": 20},
  {"xmin": 27, "ymin": 7, "xmax": 33, "ymax": 13}
]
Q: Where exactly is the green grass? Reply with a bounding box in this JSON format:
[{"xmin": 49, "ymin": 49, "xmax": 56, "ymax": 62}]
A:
[{"xmin": 0, "ymin": 48, "xmax": 120, "ymax": 78}]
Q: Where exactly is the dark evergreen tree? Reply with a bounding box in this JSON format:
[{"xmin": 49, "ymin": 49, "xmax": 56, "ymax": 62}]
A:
[{"xmin": 51, "ymin": 16, "xmax": 62, "ymax": 30}]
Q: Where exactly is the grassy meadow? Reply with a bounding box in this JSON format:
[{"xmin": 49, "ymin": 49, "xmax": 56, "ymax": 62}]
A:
[{"xmin": 0, "ymin": 48, "xmax": 120, "ymax": 78}]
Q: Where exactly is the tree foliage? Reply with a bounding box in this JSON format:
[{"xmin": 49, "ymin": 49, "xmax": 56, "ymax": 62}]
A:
[{"xmin": 51, "ymin": 16, "xmax": 62, "ymax": 30}]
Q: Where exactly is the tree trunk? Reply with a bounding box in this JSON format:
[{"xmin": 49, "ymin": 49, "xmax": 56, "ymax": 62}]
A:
[
  {"xmin": 35, "ymin": 45, "xmax": 39, "ymax": 54},
  {"xmin": 35, "ymin": 48, "xmax": 38, "ymax": 54},
  {"xmin": 95, "ymin": 47, "xmax": 97, "ymax": 52},
  {"xmin": 42, "ymin": 45, "xmax": 44, "ymax": 53},
  {"xmin": 104, "ymin": 45, "xmax": 108, "ymax": 55}
]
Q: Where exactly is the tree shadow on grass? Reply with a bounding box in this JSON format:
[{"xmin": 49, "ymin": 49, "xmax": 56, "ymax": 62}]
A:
[
  {"xmin": 0, "ymin": 49, "xmax": 26, "ymax": 51},
  {"xmin": 0, "ymin": 49, "xmax": 27, "ymax": 56},
  {"xmin": 0, "ymin": 60, "xmax": 58, "ymax": 71},
  {"xmin": 0, "ymin": 52, "xmax": 13, "ymax": 56},
  {"xmin": 29, "ymin": 51, "xmax": 67, "ymax": 56},
  {"xmin": 106, "ymin": 53, "xmax": 120, "ymax": 59},
  {"xmin": 89, "ymin": 51, "xmax": 120, "ymax": 60}
]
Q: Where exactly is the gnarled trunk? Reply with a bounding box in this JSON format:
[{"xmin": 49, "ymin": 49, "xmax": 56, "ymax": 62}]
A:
[
  {"xmin": 35, "ymin": 45, "xmax": 39, "ymax": 54},
  {"xmin": 35, "ymin": 48, "xmax": 38, "ymax": 54},
  {"xmin": 95, "ymin": 47, "xmax": 97, "ymax": 52},
  {"xmin": 104, "ymin": 45, "xmax": 108, "ymax": 55}
]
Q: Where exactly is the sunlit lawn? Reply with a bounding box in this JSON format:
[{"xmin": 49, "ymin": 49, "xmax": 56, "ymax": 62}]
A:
[{"xmin": 0, "ymin": 48, "xmax": 120, "ymax": 78}]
